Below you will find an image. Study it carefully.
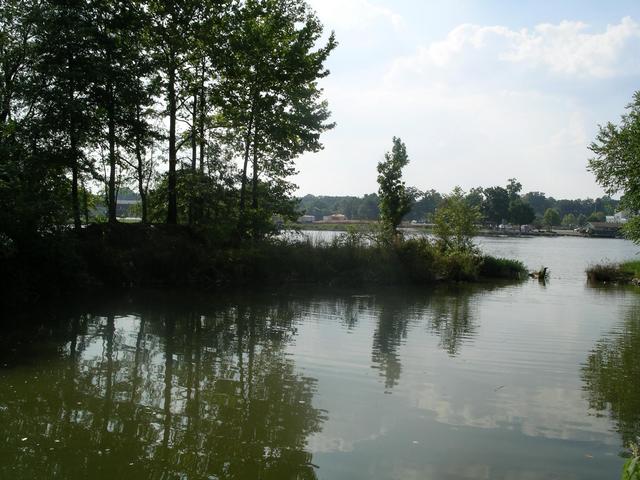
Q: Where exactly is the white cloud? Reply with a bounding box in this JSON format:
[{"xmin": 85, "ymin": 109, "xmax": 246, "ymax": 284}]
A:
[
  {"xmin": 504, "ymin": 17, "xmax": 640, "ymax": 77},
  {"xmin": 387, "ymin": 17, "xmax": 640, "ymax": 81},
  {"xmin": 296, "ymin": 15, "xmax": 640, "ymax": 198},
  {"xmin": 307, "ymin": 0, "xmax": 403, "ymax": 32}
]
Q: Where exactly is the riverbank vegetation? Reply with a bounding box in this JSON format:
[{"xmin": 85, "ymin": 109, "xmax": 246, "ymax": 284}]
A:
[
  {"xmin": 0, "ymin": 223, "xmax": 526, "ymax": 306},
  {"xmin": 586, "ymin": 261, "xmax": 640, "ymax": 284}
]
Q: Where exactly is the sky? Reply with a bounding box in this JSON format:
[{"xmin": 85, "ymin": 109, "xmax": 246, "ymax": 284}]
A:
[{"xmin": 295, "ymin": 0, "xmax": 640, "ymax": 199}]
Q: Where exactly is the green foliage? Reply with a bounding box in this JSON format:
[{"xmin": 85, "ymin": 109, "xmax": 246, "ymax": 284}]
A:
[
  {"xmin": 543, "ymin": 208, "xmax": 560, "ymax": 228},
  {"xmin": 587, "ymin": 211, "xmax": 606, "ymax": 223},
  {"xmin": 434, "ymin": 187, "xmax": 481, "ymax": 253},
  {"xmin": 377, "ymin": 137, "xmax": 412, "ymax": 237},
  {"xmin": 299, "ymin": 189, "xmax": 618, "ymax": 227},
  {"xmin": 577, "ymin": 213, "xmax": 587, "ymax": 227},
  {"xmin": 508, "ymin": 198, "xmax": 535, "ymax": 225},
  {"xmin": 622, "ymin": 444, "xmax": 640, "ymax": 480},
  {"xmin": 1, "ymin": 0, "xmax": 337, "ymax": 244},
  {"xmin": 219, "ymin": 0, "xmax": 337, "ymax": 240},
  {"xmin": 298, "ymin": 193, "xmax": 380, "ymax": 220},
  {"xmin": 561, "ymin": 213, "xmax": 577, "ymax": 228},
  {"xmin": 482, "ymin": 186, "xmax": 510, "ymax": 224},
  {"xmin": 623, "ymin": 217, "xmax": 640, "ymax": 243},
  {"xmin": 479, "ymin": 256, "xmax": 526, "ymax": 279},
  {"xmin": 622, "ymin": 457, "xmax": 639, "ymax": 480},
  {"xmin": 589, "ymin": 90, "xmax": 640, "ymax": 243}
]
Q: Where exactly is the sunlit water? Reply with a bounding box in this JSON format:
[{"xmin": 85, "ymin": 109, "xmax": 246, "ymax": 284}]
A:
[{"xmin": 1, "ymin": 235, "xmax": 639, "ymax": 479}]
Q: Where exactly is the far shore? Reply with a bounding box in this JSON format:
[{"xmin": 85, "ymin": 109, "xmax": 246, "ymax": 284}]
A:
[{"xmin": 289, "ymin": 222, "xmax": 592, "ymax": 238}]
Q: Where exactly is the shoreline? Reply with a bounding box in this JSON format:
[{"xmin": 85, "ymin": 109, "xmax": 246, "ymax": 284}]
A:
[
  {"xmin": 0, "ymin": 223, "xmax": 526, "ymax": 309},
  {"xmin": 290, "ymin": 223, "xmax": 605, "ymax": 238}
]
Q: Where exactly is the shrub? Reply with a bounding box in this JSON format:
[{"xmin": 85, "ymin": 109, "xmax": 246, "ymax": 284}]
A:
[
  {"xmin": 479, "ymin": 256, "xmax": 526, "ymax": 280},
  {"xmin": 586, "ymin": 262, "xmax": 632, "ymax": 283}
]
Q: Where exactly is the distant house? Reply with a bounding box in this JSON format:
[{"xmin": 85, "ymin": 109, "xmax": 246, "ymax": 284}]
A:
[
  {"xmin": 605, "ymin": 211, "xmax": 629, "ymax": 224},
  {"xmin": 585, "ymin": 222, "xmax": 623, "ymax": 238},
  {"xmin": 297, "ymin": 214, "xmax": 315, "ymax": 223},
  {"xmin": 116, "ymin": 198, "xmax": 140, "ymax": 217},
  {"xmin": 322, "ymin": 213, "xmax": 347, "ymax": 222}
]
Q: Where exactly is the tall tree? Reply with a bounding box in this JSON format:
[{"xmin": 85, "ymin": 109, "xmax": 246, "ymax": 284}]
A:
[
  {"xmin": 482, "ymin": 186, "xmax": 510, "ymax": 224},
  {"xmin": 93, "ymin": 0, "xmax": 152, "ymax": 223},
  {"xmin": 220, "ymin": 0, "xmax": 336, "ymax": 239},
  {"xmin": 36, "ymin": 0, "xmax": 100, "ymax": 231},
  {"xmin": 0, "ymin": 0, "xmax": 72, "ymax": 239},
  {"xmin": 377, "ymin": 137, "xmax": 411, "ymax": 237},
  {"xmin": 149, "ymin": 0, "xmax": 202, "ymax": 224},
  {"xmin": 543, "ymin": 208, "xmax": 560, "ymax": 230},
  {"xmin": 115, "ymin": 1, "xmax": 160, "ymax": 225},
  {"xmin": 508, "ymin": 198, "xmax": 535, "ymax": 226}
]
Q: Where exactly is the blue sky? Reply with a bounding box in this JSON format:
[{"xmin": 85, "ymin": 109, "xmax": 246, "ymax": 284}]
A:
[{"xmin": 297, "ymin": 0, "xmax": 640, "ymax": 199}]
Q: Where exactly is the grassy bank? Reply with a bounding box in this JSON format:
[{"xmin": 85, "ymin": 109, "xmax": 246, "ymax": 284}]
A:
[
  {"xmin": 0, "ymin": 224, "xmax": 527, "ymax": 306},
  {"xmin": 586, "ymin": 260, "xmax": 640, "ymax": 284}
]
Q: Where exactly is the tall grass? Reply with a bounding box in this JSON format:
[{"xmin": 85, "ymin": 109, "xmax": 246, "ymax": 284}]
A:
[
  {"xmin": 241, "ymin": 234, "xmax": 526, "ymax": 286},
  {"xmin": 587, "ymin": 260, "xmax": 640, "ymax": 283}
]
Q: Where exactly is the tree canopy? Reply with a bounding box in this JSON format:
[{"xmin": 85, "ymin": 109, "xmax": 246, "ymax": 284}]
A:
[
  {"xmin": 589, "ymin": 90, "xmax": 640, "ymax": 242},
  {"xmin": 0, "ymin": 0, "xmax": 336, "ymax": 243},
  {"xmin": 434, "ymin": 187, "xmax": 481, "ymax": 252}
]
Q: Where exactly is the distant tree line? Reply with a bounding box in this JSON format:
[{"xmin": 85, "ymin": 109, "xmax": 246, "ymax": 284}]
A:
[
  {"xmin": 299, "ymin": 179, "xmax": 619, "ymax": 228},
  {"xmin": 0, "ymin": 0, "xmax": 335, "ymax": 244}
]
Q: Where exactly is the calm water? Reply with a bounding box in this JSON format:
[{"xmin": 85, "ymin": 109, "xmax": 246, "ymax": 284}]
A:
[{"xmin": 1, "ymin": 235, "xmax": 639, "ymax": 479}]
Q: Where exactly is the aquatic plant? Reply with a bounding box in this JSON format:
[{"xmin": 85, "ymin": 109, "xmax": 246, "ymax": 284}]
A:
[{"xmin": 622, "ymin": 442, "xmax": 639, "ymax": 480}]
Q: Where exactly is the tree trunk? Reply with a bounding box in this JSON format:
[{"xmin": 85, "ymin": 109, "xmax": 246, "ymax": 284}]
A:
[
  {"xmin": 134, "ymin": 101, "xmax": 148, "ymax": 223},
  {"xmin": 191, "ymin": 93, "xmax": 197, "ymax": 171},
  {"xmin": 134, "ymin": 140, "xmax": 147, "ymax": 224},
  {"xmin": 250, "ymin": 127, "xmax": 260, "ymax": 238},
  {"xmin": 107, "ymin": 84, "xmax": 117, "ymax": 224},
  {"xmin": 198, "ymin": 64, "xmax": 206, "ymax": 172},
  {"xmin": 167, "ymin": 51, "xmax": 178, "ymax": 225},
  {"xmin": 188, "ymin": 91, "xmax": 197, "ymax": 225},
  {"xmin": 70, "ymin": 127, "xmax": 81, "ymax": 232},
  {"xmin": 238, "ymin": 110, "xmax": 254, "ymax": 239},
  {"xmin": 0, "ymin": 87, "xmax": 11, "ymax": 126},
  {"xmin": 82, "ymin": 179, "xmax": 89, "ymax": 224},
  {"xmin": 251, "ymin": 127, "xmax": 259, "ymax": 211}
]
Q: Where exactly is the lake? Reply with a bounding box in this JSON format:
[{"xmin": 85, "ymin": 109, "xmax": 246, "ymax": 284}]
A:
[{"xmin": 1, "ymin": 235, "xmax": 639, "ymax": 479}]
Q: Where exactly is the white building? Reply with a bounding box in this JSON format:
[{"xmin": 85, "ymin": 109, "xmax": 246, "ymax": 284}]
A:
[{"xmin": 297, "ymin": 215, "xmax": 315, "ymax": 223}]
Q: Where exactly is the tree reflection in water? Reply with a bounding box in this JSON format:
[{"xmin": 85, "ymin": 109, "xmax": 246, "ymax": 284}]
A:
[
  {"xmin": 582, "ymin": 302, "xmax": 640, "ymax": 446},
  {"xmin": 0, "ymin": 295, "xmax": 326, "ymax": 480},
  {"xmin": 371, "ymin": 295, "xmax": 416, "ymax": 391},
  {"xmin": 370, "ymin": 286, "xmax": 479, "ymax": 391},
  {"xmin": 428, "ymin": 286, "xmax": 477, "ymax": 357}
]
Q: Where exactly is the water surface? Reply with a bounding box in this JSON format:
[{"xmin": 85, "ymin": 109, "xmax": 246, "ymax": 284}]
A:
[{"xmin": 1, "ymin": 235, "xmax": 639, "ymax": 479}]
